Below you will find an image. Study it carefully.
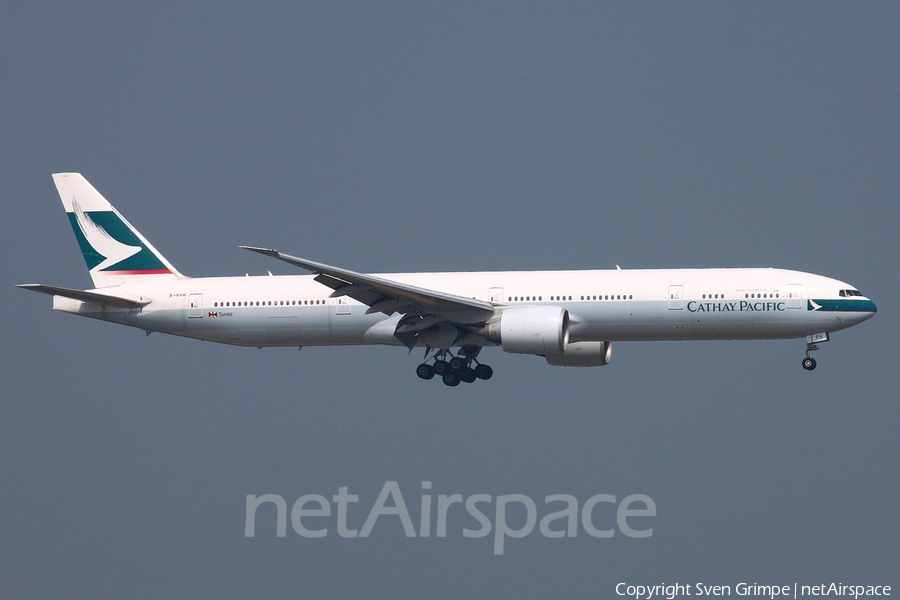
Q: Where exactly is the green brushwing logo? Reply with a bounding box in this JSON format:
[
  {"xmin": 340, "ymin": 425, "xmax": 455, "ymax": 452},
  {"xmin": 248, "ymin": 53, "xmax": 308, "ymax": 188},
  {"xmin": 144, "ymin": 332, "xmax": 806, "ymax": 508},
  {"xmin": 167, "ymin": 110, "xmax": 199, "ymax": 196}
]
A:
[{"xmin": 68, "ymin": 202, "xmax": 169, "ymax": 273}]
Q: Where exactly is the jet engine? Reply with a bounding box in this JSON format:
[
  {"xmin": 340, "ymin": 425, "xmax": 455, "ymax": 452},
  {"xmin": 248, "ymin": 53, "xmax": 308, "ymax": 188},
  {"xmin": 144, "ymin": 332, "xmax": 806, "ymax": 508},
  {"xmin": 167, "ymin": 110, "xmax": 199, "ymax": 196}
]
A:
[
  {"xmin": 544, "ymin": 341, "xmax": 613, "ymax": 367},
  {"xmin": 482, "ymin": 306, "xmax": 569, "ymax": 355}
]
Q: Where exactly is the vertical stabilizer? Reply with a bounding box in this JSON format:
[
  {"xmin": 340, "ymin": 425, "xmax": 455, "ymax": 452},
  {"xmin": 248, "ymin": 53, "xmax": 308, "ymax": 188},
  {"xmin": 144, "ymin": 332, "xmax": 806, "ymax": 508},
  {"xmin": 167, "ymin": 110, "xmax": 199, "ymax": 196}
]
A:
[{"xmin": 53, "ymin": 173, "xmax": 183, "ymax": 288}]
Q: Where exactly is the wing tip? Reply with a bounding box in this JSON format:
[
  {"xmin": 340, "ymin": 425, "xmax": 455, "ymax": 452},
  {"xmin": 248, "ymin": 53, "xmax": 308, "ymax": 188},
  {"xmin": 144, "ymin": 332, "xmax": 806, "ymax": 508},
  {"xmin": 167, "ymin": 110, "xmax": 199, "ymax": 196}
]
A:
[{"xmin": 239, "ymin": 246, "xmax": 280, "ymax": 258}]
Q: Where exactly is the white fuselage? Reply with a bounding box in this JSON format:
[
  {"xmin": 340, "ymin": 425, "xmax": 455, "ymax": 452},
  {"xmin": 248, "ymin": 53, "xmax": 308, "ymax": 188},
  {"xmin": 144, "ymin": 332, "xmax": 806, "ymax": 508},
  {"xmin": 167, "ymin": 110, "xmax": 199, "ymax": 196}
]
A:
[{"xmin": 52, "ymin": 267, "xmax": 876, "ymax": 350}]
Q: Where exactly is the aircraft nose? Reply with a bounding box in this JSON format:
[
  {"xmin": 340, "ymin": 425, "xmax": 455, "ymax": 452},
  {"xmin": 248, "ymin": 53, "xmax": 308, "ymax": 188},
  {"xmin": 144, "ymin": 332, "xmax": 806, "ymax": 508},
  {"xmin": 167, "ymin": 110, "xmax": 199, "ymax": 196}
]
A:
[
  {"xmin": 855, "ymin": 298, "xmax": 877, "ymax": 322},
  {"xmin": 865, "ymin": 298, "xmax": 876, "ymax": 315}
]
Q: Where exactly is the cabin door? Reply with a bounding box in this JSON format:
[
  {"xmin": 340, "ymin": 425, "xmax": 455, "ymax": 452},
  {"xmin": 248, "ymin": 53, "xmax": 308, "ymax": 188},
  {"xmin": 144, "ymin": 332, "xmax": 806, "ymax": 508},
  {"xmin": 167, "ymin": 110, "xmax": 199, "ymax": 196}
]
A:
[
  {"xmin": 668, "ymin": 285, "xmax": 684, "ymax": 310},
  {"xmin": 787, "ymin": 284, "xmax": 803, "ymax": 309},
  {"xmin": 188, "ymin": 293, "xmax": 203, "ymax": 318}
]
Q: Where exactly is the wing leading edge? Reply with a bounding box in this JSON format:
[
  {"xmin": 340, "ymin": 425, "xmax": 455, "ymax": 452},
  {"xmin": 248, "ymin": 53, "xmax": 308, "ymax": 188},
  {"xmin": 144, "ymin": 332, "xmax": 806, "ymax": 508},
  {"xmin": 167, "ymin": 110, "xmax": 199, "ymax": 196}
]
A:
[
  {"xmin": 240, "ymin": 247, "xmax": 497, "ymax": 348},
  {"xmin": 240, "ymin": 246, "xmax": 495, "ymax": 322}
]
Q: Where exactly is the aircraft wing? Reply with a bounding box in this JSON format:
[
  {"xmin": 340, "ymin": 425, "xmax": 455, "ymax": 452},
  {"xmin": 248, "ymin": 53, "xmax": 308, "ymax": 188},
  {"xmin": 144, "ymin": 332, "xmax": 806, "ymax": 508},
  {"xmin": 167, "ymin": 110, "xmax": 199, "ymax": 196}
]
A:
[
  {"xmin": 240, "ymin": 247, "xmax": 496, "ymax": 326},
  {"xmin": 17, "ymin": 283, "xmax": 152, "ymax": 308}
]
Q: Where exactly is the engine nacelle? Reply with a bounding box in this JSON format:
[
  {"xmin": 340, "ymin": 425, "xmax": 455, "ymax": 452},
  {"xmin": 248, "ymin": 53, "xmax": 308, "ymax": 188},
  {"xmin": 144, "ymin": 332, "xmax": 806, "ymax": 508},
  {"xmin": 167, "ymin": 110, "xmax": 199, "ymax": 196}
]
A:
[
  {"xmin": 545, "ymin": 341, "xmax": 613, "ymax": 367},
  {"xmin": 482, "ymin": 306, "xmax": 569, "ymax": 355}
]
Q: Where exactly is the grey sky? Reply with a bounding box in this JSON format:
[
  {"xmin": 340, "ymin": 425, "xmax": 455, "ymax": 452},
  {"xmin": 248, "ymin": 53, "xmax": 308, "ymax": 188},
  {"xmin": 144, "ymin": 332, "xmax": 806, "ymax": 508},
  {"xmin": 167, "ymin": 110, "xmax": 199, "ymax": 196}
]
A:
[{"xmin": 2, "ymin": 3, "xmax": 897, "ymax": 598}]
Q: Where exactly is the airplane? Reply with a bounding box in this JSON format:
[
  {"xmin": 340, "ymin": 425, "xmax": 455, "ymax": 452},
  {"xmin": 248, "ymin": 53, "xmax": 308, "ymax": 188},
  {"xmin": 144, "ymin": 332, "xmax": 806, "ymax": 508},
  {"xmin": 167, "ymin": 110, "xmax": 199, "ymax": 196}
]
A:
[{"xmin": 18, "ymin": 173, "xmax": 877, "ymax": 386}]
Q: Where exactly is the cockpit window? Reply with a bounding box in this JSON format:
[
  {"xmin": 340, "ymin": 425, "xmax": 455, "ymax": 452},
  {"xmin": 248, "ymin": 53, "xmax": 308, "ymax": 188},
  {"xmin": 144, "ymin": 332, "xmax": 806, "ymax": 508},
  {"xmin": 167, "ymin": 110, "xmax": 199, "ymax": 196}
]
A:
[{"xmin": 839, "ymin": 289, "xmax": 863, "ymax": 297}]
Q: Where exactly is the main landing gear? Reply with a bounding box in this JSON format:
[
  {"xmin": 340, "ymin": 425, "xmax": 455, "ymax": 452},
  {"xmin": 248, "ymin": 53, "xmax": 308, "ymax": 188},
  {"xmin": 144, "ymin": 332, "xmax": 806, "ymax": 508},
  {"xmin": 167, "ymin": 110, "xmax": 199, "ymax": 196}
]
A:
[{"xmin": 416, "ymin": 346, "xmax": 493, "ymax": 386}]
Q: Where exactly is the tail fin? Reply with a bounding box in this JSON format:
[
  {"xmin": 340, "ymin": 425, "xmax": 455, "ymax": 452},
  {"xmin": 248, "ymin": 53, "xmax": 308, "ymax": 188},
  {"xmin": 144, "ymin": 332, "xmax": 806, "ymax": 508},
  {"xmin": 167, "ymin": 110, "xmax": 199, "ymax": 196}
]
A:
[{"xmin": 53, "ymin": 173, "xmax": 184, "ymax": 288}]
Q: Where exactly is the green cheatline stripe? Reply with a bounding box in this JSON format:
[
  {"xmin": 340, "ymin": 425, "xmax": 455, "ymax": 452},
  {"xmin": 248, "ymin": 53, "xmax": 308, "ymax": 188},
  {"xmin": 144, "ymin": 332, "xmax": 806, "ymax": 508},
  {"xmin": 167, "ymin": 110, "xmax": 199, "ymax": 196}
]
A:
[{"xmin": 809, "ymin": 299, "xmax": 877, "ymax": 313}]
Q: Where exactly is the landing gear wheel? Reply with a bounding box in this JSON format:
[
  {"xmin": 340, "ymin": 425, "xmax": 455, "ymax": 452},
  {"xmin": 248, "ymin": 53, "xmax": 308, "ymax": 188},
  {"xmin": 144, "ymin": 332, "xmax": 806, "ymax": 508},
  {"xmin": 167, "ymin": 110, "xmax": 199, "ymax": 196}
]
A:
[
  {"xmin": 448, "ymin": 356, "xmax": 466, "ymax": 371},
  {"xmin": 474, "ymin": 364, "xmax": 493, "ymax": 380},
  {"xmin": 442, "ymin": 371, "xmax": 461, "ymax": 387},
  {"xmin": 433, "ymin": 360, "xmax": 450, "ymax": 376},
  {"xmin": 459, "ymin": 367, "xmax": 477, "ymax": 383},
  {"xmin": 802, "ymin": 357, "xmax": 817, "ymax": 371},
  {"xmin": 416, "ymin": 363, "xmax": 435, "ymax": 380}
]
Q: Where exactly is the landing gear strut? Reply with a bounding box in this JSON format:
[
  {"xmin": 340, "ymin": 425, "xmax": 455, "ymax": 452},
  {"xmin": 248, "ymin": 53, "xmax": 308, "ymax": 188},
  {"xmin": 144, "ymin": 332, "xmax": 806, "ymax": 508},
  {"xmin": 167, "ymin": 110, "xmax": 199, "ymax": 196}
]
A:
[{"xmin": 415, "ymin": 346, "xmax": 493, "ymax": 386}]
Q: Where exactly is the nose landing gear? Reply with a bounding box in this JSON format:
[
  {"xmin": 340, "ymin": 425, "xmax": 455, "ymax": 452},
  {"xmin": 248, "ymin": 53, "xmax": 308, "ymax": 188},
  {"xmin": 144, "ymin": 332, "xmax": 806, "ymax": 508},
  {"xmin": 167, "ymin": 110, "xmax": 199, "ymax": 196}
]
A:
[{"xmin": 801, "ymin": 332, "xmax": 829, "ymax": 371}]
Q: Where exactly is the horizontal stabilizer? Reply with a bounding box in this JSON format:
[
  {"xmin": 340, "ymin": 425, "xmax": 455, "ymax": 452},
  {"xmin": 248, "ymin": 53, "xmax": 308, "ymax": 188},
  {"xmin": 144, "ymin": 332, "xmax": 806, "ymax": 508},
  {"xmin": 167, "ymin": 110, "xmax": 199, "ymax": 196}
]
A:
[{"xmin": 17, "ymin": 284, "xmax": 151, "ymax": 308}]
